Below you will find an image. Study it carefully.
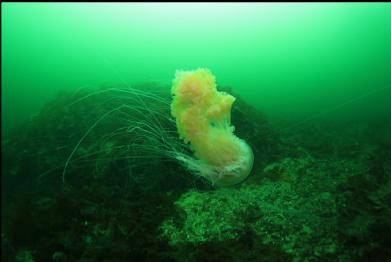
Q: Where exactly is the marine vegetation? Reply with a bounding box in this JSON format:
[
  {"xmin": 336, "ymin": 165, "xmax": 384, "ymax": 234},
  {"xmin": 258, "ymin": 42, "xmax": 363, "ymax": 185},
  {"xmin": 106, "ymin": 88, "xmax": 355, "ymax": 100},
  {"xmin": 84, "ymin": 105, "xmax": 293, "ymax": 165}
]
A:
[{"xmin": 2, "ymin": 71, "xmax": 391, "ymax": 261}]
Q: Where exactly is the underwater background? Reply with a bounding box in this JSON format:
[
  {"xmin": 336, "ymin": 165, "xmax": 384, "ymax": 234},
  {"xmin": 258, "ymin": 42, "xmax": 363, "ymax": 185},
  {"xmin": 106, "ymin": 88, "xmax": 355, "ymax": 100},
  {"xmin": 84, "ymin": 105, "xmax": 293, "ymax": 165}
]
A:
[{"xmin": 2, "ymin": 3, "xmax": 391, "ymax": 261}]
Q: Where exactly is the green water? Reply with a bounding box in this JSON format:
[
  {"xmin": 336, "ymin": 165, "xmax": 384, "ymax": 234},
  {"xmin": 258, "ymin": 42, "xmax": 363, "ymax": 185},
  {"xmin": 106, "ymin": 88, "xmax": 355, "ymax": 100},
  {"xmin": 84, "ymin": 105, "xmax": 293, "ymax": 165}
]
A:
[
  {"xmin": 2, "ymin": 3, "xmax": 391, "ymax": 262},
  {"xmin": 3, "ymin": 3, "xmax": 391, "ymax": 136}
]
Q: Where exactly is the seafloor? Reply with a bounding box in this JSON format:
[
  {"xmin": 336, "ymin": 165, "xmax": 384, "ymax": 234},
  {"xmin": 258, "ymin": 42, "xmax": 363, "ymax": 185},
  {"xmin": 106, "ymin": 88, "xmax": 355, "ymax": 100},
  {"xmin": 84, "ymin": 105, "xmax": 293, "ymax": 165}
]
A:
[{"xmin": 2, "ymin": 84, "xmax": 391, "ymax": 262}]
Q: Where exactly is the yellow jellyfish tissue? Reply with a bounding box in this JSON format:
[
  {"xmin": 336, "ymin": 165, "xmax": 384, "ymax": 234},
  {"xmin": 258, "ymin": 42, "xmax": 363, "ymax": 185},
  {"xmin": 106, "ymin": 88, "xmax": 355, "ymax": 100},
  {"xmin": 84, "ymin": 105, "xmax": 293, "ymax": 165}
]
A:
[{"xmin": 171, "ymin": 68, "xmax": 254, "ymax": 187}]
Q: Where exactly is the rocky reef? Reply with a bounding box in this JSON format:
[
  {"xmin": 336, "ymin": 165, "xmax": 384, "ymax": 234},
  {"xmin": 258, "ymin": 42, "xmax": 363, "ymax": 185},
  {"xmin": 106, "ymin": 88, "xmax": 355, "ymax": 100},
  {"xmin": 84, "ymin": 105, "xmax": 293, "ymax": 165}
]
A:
[{"xmin": 2, "ymin": 84, "xmax": 391, "ymax": 261}]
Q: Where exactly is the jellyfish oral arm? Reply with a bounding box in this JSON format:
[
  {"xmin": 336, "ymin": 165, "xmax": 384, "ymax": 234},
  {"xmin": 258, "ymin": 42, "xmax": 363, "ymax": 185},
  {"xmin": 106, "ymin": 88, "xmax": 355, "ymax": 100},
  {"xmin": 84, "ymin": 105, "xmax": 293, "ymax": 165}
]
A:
[{"xmin": 171, "ymin": 68, "xmax": 254, "ymax": 187}]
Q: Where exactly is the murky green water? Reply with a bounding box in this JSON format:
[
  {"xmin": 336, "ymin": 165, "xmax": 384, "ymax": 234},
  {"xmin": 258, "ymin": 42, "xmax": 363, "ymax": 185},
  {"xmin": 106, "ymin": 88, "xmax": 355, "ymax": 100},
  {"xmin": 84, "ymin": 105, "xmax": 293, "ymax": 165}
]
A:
[
  {"xmin": 3, "ymin": 3, "xmax": 391, "ymax": 134},
  {"xmin": 2, "ymin": 3, "xmax": 391, "ymax": 261}
]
